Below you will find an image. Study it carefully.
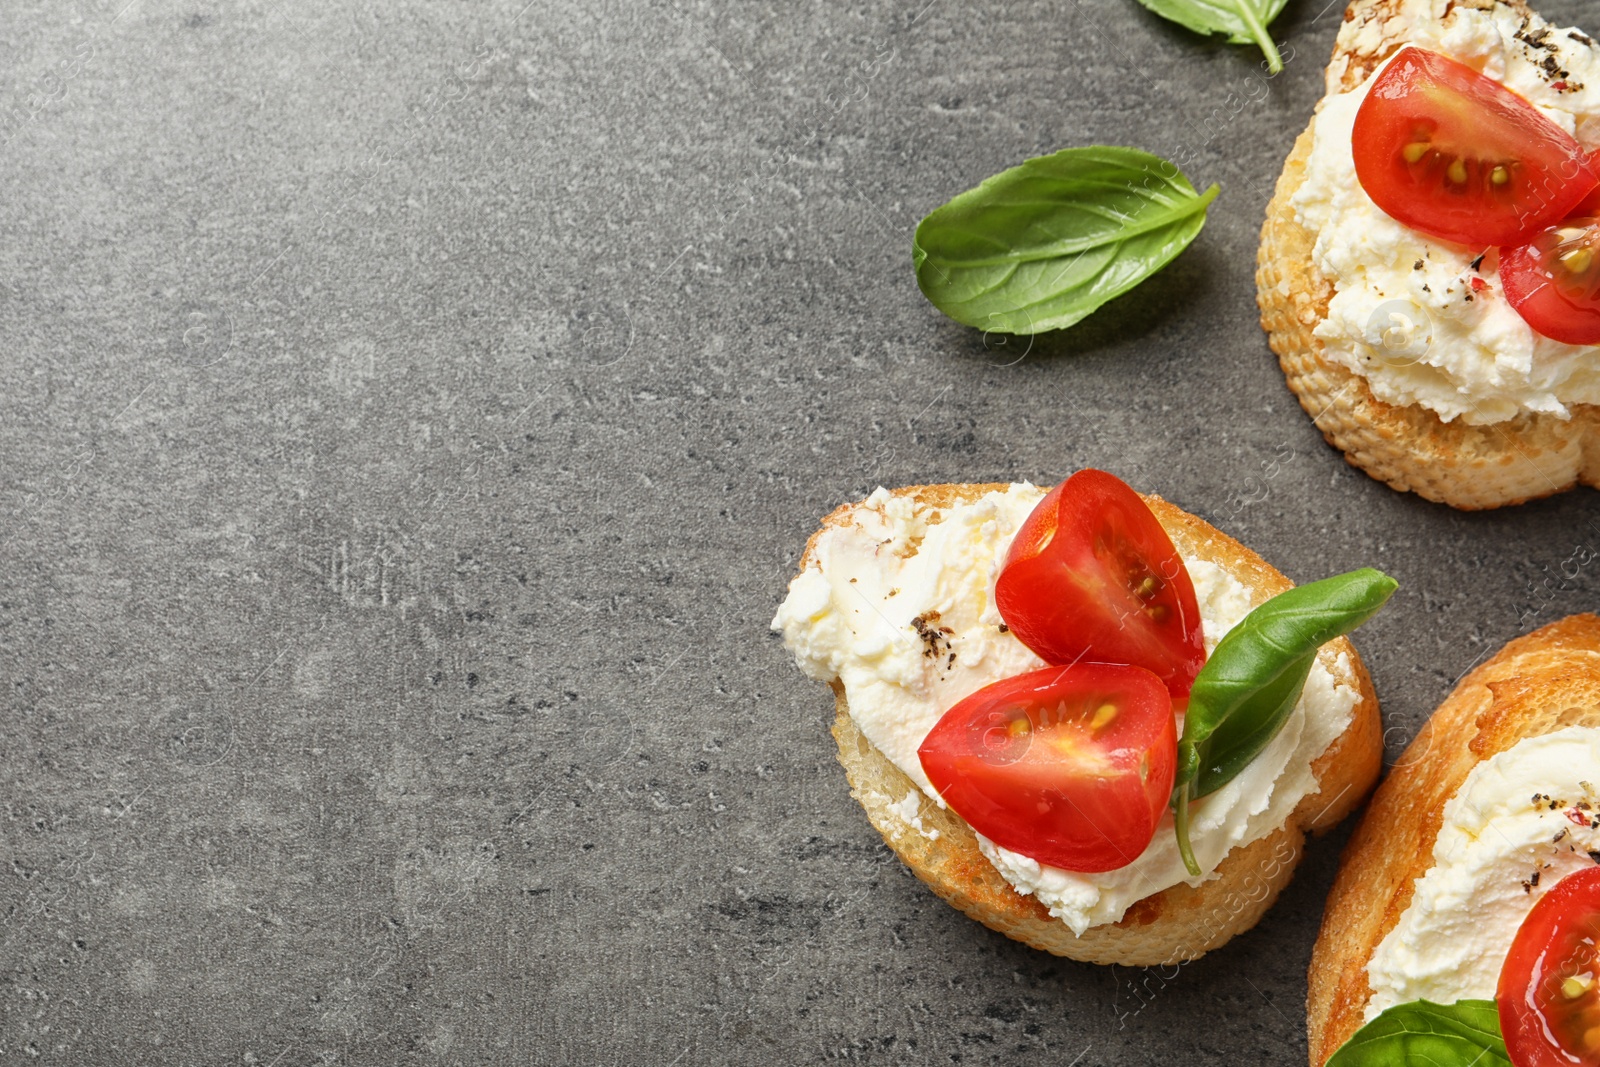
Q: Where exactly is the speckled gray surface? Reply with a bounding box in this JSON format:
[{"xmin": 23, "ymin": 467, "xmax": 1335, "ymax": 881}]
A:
[{"xmin": 2, "ymin": 0, "xmax": 1598, "ymax": 1062}]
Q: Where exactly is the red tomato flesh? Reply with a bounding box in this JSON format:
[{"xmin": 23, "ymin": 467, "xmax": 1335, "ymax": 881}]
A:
[
  {"xmin": 1352, "ymin": 47, "xmax": 1597, "ymax": 248},
  {"xmin": 1498, "ymin": 867, "xmax": 1600, "ymax": 1067},
  {"xmin": 1502, "ymin": 218, "xmax": 1600, "ymax": 345},
  {"xmin": 1573, "ymin": 149, "xmax": 1600, "ymax": 216},
  {"xmin": 994, "ymin": 470, "xmax": 1204, "ymax": 703},
  {"xmin": 918, "ymin": 663, "xmax": 1176, "ymax": 873}
]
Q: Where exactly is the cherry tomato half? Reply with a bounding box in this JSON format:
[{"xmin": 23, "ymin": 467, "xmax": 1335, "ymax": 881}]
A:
[
  {"xmin": 1502, "ymin": 219, "xmax": 1600, "ymax": 345},
  {"xmin": 1498, "ymin": 867, "xmax": 1600, "ymax": 1067},
  {"xmin": 1352, "ymin": 47, "xmax": 1597, "ymax": 248},
  {"xmin": 918, "ymin": 663, "xmax": 1176, "ymax": 873},
  {"xmin": 994, "ymin": 470, "xmax": 1204, "ymax": 703}
]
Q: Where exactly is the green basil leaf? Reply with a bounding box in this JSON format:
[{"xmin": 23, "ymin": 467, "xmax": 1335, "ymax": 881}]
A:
[
  {"xmin": 1171, "ymin": 568, "xmax": 1396, "ymax": 875},
  {"xmin": 912, "ymin": 147, "xmax": 1219, "ymax": 336},
  {"xmin": 1325, "ymin": 1000, "xmax": 1510, "ymax": 1067},
  {"xmin": 1131, "ymin": 0, "xmax": 1288, "ymax": 73},
  {"xmin": 1178, "ymin": 567, "xmax": 1397, "ymax": 795},
  {"xmin": 1189, "ymin": 648, "xmax": 1314, "ymax": 798}
]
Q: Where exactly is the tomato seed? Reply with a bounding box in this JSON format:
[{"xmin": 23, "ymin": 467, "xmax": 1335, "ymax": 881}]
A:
[{"xmin": 1091, "ymin": 704, "xmax": 1118, "ymax": 731}]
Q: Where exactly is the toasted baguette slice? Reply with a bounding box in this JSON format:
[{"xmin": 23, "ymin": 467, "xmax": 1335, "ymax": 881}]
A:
[
  {"xmin": 799, "ymin": 483, "xmax": 1381, "ymax": 967},
  {"xmin": 1307, "ymin": 614, "xmax": 1600, "ymax": 1065},
  {"xmin": 1256, "ymin": 0, "xmax": 1600, "ymax": 511}
]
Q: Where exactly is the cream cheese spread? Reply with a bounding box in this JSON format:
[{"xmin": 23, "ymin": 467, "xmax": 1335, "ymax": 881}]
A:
[
  {"xmin": 1293, "ymin": 2, "xmax": 1600, "ymax": 425},
  {"xmin": 772, "ymin": 484, "xmax": 1360, "ymax": 936},
  {"xmin": 1365, "ymin": 726, "xmax": 1600, "ymax": 1019}
]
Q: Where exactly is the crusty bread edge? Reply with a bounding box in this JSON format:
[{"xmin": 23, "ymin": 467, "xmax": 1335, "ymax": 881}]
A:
[
  {"xmin": 797, "ymin": 482, "xmax": 1382, "ymax": 967},
  {"xmin": 1306, "ymin": 613, "xmax": 1600, "ymax": 1065},
  {"xmin": 1255, "ymin": 0, "xmax": 1600, "ymax": 511}
]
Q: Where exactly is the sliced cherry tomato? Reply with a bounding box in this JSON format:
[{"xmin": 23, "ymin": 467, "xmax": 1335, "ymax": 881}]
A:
[
  {"xmin": 1352, "ymin": 47, "xmax": 1598, "ymax": 248},
  {"xmin": 994, "ymin": 470, "xmax": 1204, "ymax": 703},
  {"xmin": 1498, "ymin": 867, "xmax": 1600, "ymax": 1067},
  {"xmin": 1502, "ymin": 219, "xmax": 1600, "ymax": 345},
  {"xmin": 917, "ymin": 663, "xmax": 1176, "ymax": 873}
]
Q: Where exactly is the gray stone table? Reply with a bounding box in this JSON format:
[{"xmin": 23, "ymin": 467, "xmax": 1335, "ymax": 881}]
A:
[{"xmin": 2, "ymin": 0, "xmax": 1596, "ymax": 1063}]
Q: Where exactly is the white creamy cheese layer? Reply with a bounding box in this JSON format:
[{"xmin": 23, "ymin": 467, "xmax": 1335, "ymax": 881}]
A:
[
  {"xmin": 772, "ymin": 484, "xmax": 1359, "ymax": 936},
  {"xmin": 1365, "ymin": 726, "xmax": 1600, "ymax": 1019},
  {"xmin": 1293, "ymin": 2, "xmax": 1600, "ymax": 425}
]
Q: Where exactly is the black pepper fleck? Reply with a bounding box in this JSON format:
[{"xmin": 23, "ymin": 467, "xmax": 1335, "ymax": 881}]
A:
[
  {"xmin": 911, "ymin": 613, "xmax": 952, "ymax": 661},
  {"xmin": 1517, "ymin": 22, "xmax": 1557, "ymax": 52}
]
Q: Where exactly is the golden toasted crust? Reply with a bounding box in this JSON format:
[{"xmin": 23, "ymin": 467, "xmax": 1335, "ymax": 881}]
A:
[
  {"xmin": 797, "ymin": 482, "xmax": 1382, "ymax": 967},
  {"xmin": 1256, "ymin": 0, "xmax": 1600, "ymax": 511},
  {"xmin": 1306, "ymin": 614, "xmax": 1600, "ymax": 1066}
]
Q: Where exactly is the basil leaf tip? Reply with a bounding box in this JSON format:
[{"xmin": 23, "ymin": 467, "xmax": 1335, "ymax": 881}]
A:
[
  {"xmin": 1172, "ymin": 567, "xmax": 1397, "ymax": 876},
  {"xmin": 913, "ymin": 146, "xmax": 1218, "ymax": 337},
  {"xmin": 1131, "ymin": 0, "xmax": 1288, "ymax": 73},
  {"xmin": 1325, "ymin": 1000, "xmax": 1510, "ymax": 1067}
]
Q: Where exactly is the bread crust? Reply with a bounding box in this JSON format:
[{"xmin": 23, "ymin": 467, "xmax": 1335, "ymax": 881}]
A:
[
  {"xmin": 796, "ymin": 483, "xmax": 1382, "ymax": 967},
  {"xmin": 1256, "ymin": 0, "xmax": 1600, "ymax": 511},
  {"xmin": 1306, "ymin": 613, "xmax": 1600, "ymax": 1066}
]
